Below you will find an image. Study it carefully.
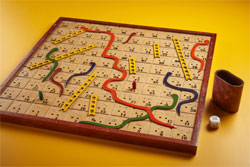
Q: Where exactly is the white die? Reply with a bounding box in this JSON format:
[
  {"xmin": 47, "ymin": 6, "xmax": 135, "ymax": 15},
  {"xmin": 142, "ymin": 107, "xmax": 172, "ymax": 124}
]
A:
[{"xmin": 209, "ymin": 115, "xmax": 220, "ymax": 129}]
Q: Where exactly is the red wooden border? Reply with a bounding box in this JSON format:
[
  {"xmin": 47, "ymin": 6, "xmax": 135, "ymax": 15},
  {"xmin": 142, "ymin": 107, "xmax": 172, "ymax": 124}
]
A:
[{"xmin": 0, "ymin": 17, "xmax": 216, "ymax": 155}]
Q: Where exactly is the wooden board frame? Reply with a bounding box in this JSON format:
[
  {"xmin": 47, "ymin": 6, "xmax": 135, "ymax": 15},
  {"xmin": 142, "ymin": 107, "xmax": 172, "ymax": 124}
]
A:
[{"xmin": 0, "ymin": 17, "xmax": 216, "ymax": 154}]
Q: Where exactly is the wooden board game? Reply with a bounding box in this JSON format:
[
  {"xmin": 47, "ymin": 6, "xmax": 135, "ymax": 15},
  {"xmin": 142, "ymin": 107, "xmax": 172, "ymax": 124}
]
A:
[{"xmin": 0, "ymin": 17, "xmax": 216, "ymax": 154}]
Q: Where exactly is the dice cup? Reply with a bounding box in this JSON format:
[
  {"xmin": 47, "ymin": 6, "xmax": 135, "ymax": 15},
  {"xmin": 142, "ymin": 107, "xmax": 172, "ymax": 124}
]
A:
[{"xmin": 212, "ymin": 70, "xmax": 244, "ymax": 113}]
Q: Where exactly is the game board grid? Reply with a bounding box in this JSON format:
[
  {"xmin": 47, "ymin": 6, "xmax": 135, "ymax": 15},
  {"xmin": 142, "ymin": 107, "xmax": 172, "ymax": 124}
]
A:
[{"xmin": 0, "ymin": 19, "xmax": 211, "ymax": 141}]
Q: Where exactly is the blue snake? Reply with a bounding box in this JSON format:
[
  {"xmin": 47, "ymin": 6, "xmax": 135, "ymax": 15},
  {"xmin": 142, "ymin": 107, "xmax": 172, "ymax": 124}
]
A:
[
  {"xmin": 65, "ymin": 62, "xmax": 96, "ymax": 87},
  {"xmin": 163, "ymin": 72, "xmax": 198, "ymax": 116}
]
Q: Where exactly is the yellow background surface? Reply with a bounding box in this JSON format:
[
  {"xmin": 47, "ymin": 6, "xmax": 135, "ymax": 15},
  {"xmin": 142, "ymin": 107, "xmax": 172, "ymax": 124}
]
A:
[{"xmin": 0, "ymin": 0, "xmax": 249, "ymax": 166}]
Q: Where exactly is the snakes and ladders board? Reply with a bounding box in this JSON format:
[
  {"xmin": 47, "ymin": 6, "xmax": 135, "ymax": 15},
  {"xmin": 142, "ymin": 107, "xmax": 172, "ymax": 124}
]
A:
[{"xmin": 0, "ymin": 17, "xmax": 216, "ymax": 154}]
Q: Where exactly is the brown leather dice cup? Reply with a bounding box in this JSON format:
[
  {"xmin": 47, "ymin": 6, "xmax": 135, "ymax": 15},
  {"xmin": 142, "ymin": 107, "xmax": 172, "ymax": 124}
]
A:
[{"xmin": 212, "ymin": 70, "xmax": 244, "ymax": 113}]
